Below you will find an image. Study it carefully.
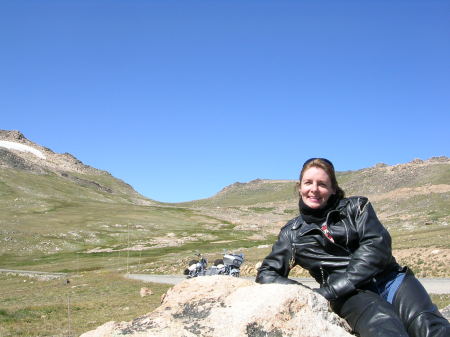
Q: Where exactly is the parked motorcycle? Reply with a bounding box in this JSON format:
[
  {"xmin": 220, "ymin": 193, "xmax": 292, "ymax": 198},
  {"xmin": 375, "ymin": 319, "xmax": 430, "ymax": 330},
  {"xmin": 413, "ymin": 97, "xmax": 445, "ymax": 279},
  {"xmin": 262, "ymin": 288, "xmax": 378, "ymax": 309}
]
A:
[
  {"xmin": 211, "ymin": 252, "xmax": 244, "ymax": 277},
  {"xmin": 184, "ymin": 252, "xmax": 244, "ymax": 278},
  {"xmin": 183, "ymin": 253, "xmax": 208, "ymax": 278}
]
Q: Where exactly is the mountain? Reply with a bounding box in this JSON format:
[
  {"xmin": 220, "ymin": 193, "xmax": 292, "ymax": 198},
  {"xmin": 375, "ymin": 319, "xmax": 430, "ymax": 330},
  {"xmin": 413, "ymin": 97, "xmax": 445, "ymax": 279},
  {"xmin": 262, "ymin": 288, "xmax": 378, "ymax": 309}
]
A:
[
  {"xmin": 0, "ymin": 130, "xmax": 449, "ymax": 278},
  {"xmin": 0, "ymin": 130, "xmax": 252, "ymax": 272},
  {"xmin": 0, "ymin": 130, "xmax": 164, "ymax": 267},
  {"xmin": 179, "ymin": 157, "xmax": 450, "ymax": 235},
  {"xmin": 181, "ymin": 157, "xmax": 450, "ymax": 207},
  {"xmin": 0, "ymin": 130, "xmax": 154, "ymax": 205}
]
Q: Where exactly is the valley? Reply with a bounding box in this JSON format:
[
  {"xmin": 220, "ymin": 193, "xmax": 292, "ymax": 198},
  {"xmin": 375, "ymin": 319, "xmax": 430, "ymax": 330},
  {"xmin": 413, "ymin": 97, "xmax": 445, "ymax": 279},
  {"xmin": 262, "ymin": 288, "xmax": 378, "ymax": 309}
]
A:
[{"xmin": 0, "ymin": 130, "xmax": 449, "ymax": 336}]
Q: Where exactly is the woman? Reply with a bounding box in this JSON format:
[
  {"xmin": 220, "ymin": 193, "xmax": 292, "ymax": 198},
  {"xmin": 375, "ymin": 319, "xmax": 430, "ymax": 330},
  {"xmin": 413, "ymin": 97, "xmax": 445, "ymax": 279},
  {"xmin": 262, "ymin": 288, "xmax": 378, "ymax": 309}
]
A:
[{"xmin": 256, "ymin": 158, "xmax": 449, "ymax": 337}]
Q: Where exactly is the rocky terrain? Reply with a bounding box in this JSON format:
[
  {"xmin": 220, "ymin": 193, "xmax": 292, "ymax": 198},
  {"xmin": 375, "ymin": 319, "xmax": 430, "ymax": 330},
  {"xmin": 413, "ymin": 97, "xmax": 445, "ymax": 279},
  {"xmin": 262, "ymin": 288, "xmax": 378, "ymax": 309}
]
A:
[
  {"xmin": 80, "ymin": 276, "xmax": 354, "ymax": 337},
  {"xmin": 1, "ymin": 130, "xmax": 96, "ymax": 173}
]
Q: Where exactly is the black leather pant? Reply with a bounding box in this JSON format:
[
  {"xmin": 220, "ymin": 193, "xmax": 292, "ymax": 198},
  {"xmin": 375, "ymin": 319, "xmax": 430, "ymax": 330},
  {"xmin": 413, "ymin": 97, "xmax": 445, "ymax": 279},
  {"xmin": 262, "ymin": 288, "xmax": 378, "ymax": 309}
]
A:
[{"xmin": 331, "ymin": 270, "xmax": 450, "ymax": 337}]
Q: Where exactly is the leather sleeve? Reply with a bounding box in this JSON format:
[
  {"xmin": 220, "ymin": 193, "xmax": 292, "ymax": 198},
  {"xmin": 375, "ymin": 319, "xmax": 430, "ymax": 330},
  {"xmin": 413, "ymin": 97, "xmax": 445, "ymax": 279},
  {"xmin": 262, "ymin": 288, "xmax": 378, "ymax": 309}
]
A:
[
  {"xmin": 255, "ymin": 227, "xmax": 300, "ymax": 285},
  {"xmin": 328, "ymin": 197, "xmax": 393, "ymax": 298}
]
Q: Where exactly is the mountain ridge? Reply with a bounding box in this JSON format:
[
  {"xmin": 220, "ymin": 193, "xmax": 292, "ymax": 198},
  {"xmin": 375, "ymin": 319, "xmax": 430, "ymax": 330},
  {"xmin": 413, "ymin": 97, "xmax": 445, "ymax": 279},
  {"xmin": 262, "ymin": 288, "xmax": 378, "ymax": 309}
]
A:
[
  {"xmin": 0, "ymin": 130, "xmax": 100, "ymax": 174},
  {"xmin": 177, "ymin": 156, "xmax": 449, "ymax": 207},
  {"xmin": 2, "ymin": 129, "xmax": 448, "ymax": 205},
  {"xmin": 0, "ymin": 130, "xmax": 155, "ymax": 206}
]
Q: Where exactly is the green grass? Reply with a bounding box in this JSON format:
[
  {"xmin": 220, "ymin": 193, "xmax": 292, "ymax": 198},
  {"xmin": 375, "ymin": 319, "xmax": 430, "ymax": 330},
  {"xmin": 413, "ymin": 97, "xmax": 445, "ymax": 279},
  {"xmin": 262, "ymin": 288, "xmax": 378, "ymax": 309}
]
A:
[
  {"xmin": 0, "ymin": 198, "xmax": 265, "ymax": 273},
  {"xmin": 430, "ymin": 294, "xmax": 450, "ymax": 311},
  {"xmin": 0, "ymin": 271, "xmax": 172, "ymax": 337},
  {"xmin": 390, "ymin": 225, "xmax": 450, "ymax": 250},
  {"xmin": 248, "ymin": 207, "xmax": 276, "ymax": 213}
]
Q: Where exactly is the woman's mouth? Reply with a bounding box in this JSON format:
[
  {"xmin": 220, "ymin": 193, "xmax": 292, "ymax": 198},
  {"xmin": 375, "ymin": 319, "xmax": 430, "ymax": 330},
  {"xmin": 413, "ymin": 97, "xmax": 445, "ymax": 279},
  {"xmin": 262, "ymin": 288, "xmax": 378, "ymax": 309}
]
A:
[{"xmin": 308, "ymin": 196, "xmax": 321, "ymax": 203}]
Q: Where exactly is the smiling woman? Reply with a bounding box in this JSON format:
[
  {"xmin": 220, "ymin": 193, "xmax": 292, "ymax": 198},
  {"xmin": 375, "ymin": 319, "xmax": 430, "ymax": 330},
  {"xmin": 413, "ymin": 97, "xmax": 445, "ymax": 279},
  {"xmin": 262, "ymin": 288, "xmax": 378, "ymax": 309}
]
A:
[
  {"xmin": 296, "ymin": 158, "xmax": 345, "ymax": 226},
  {"xmin": 299, "ymin": 166, "xmax": 335, "ymax": 208},
  {"xmin": 256, "ymin": 158, "xmax": 450, "ymax": 337}
]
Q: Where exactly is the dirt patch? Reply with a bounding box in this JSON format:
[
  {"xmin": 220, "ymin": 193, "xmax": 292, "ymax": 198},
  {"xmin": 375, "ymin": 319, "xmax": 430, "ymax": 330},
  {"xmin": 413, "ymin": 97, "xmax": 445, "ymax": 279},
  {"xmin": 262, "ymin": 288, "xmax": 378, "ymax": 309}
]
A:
[
  {"xmin": 369, "ymin": 184, "xmax": 450, "ymax": 202},
  {"xmin": 86, "ymin": 233, "xmax": 218, "ymax": 253},
  {"xmin": 393, "ymin": 247, "xmax": 450, "ymax": 278}
]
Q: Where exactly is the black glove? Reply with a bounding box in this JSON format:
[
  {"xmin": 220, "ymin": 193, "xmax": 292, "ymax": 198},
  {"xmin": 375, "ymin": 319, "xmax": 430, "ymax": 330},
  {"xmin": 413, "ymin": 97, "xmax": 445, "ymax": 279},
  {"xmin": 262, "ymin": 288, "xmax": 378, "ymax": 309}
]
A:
[{"xmin": 313, "ymin": 286, "xmax": 338, "ymax": 301}]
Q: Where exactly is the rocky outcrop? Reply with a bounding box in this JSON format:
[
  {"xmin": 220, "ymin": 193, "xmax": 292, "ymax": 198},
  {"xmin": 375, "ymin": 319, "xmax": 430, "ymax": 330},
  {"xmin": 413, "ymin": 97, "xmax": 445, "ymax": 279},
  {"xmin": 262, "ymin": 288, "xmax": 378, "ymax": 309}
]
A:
[
  {"xmin": 81, "ymin": 276, "xmax": 353, "ymax": 337},
  {"xmin": 0, "ymin": 129, "xmax": 99, "ymax": 174},
  {"xmin": 0, "ymin": 130, "xmax": 26, "ymax": 141},
  {"xmin": 0, "ymin": 148, "xmax": 47, "ymax": 173}
]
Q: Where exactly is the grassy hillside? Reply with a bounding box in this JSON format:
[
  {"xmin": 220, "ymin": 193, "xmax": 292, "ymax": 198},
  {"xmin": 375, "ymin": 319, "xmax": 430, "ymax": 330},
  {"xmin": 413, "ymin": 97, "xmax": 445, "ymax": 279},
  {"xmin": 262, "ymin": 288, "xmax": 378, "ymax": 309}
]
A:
[
  {"xmin": 0, "ymin": 164, "xmax": 259, "ymax": 274},
  {"xmin": 1, "ymin": 157, "xmax": 449, "ymax": 273},
  {"xmin": 178, "ymin": 179, "xmax": 297, "ymax": 207},
  {"xmin": 1, "ymin": 150, "xmax": 449, "ymax": 337}
]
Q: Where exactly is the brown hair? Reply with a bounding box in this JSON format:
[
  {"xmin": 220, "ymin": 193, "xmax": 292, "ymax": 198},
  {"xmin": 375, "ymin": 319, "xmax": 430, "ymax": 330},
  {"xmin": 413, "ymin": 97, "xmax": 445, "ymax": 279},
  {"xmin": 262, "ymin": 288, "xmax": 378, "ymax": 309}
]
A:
[{"xmin": 296, "ymin": 158, "xmax": 345, "ymax": 200}]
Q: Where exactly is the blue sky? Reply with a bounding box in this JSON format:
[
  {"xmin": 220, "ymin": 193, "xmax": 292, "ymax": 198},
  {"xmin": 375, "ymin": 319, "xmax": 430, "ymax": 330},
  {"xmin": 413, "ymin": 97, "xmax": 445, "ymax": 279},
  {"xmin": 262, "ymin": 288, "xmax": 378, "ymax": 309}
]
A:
[{"xmin": 1, "ymin": 0, "xmax": 449, "ymax": 202}]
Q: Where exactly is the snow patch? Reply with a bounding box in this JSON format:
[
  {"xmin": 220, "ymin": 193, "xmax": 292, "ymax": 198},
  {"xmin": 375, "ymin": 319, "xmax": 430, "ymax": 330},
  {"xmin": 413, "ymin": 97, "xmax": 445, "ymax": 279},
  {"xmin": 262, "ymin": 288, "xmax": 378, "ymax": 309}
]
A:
[{"xmin": 0, "ymin": 140, "xmax": 46, "ymax": 159}]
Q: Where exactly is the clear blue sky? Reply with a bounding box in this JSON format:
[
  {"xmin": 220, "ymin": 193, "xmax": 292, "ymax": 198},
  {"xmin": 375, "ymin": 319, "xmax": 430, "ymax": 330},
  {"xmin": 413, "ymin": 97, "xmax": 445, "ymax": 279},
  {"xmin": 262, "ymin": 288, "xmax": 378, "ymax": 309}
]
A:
[{"xmin": 1, "ymin": 0, "xmax": 449, "ymax": 202}]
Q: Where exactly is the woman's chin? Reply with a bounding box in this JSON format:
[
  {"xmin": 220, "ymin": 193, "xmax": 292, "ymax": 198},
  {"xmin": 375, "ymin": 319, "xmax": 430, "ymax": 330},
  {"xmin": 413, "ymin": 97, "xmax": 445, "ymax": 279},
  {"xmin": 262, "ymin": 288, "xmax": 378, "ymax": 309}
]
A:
[{"xmin": 306, "ymin": 202, "xmax": 323, "ymax": 209}]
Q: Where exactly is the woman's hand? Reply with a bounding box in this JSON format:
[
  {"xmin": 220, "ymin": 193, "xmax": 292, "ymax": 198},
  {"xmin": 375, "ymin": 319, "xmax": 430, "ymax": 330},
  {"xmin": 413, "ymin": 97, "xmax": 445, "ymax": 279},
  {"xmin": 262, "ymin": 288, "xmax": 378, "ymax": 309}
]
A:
[{"xmin": 313, "ymin": 286, "xmax": 337, "ymax": 301}]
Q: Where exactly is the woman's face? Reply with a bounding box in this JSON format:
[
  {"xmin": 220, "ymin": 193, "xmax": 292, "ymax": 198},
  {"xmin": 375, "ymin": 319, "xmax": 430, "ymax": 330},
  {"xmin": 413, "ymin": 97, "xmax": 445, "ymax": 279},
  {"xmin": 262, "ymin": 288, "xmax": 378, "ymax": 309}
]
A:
[{"xmin": 300, "ymin": 166, "xmax": 335, "ymax": 209}]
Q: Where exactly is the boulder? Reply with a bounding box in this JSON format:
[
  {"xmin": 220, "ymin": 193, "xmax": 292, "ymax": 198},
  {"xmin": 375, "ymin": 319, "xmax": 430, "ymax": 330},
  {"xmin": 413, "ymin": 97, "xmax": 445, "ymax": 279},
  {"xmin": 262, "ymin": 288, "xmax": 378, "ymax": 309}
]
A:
[
  {"xmin": 81, "ymin": 276, "xmax": 353, "ymax": 337},
  {"xmin": 139, "ymin": 287, "xmax": 153, "ymax": 297}
]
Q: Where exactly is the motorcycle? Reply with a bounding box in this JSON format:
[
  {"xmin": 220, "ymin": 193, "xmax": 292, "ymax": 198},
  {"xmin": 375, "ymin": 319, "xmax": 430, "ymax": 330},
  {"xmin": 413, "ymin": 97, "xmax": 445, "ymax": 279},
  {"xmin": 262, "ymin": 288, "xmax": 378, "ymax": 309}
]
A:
[
  {"xmin": 184, "ymin": 252, "xmax": 244, "ymax": 278},
  {"xmin": 183, "ymin": 253, "xmax": 208, "ymax": 278},
  {"xmin": 211, "ymin": 252, "xmax": 244, "ymax": 277}
]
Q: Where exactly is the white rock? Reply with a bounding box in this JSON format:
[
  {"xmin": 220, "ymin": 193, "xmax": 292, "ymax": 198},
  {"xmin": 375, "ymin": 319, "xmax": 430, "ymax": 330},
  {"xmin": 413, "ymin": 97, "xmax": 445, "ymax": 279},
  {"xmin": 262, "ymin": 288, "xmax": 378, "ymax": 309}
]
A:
[{"xmin": 81, "ymin": 276, "xmax": 353, "ymax": 337}]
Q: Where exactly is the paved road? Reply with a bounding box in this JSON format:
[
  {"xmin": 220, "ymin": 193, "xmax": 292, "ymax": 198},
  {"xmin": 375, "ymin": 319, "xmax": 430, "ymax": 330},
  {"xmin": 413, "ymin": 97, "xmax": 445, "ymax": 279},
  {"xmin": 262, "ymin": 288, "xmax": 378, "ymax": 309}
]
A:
[
  {"xmin": 0, "ymin": 268, "xmax": 67, "ymax": 277},
  {"xmin": 126, "ymin": 274, "xmax": 450, "ymax": 294}
]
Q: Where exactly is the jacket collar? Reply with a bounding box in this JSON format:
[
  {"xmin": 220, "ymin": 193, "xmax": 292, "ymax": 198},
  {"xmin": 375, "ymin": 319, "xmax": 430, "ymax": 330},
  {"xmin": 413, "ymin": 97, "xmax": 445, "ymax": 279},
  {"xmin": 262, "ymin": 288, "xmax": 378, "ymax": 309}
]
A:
[{"xmin": 291, "ymin": 197, "xmax": 349, "ymax": 232}]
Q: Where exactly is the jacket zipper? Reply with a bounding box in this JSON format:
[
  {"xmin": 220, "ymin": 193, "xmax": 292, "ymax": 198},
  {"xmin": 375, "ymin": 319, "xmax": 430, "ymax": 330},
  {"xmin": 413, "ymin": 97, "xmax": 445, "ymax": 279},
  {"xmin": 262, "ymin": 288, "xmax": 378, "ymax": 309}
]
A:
[
  {"xmin": 320, "ymin": 266, "xmax": 325, "ymax": 286},
  {"xmin": 289, "ymin": 243, "xmax": 296, "ymax": 270}
]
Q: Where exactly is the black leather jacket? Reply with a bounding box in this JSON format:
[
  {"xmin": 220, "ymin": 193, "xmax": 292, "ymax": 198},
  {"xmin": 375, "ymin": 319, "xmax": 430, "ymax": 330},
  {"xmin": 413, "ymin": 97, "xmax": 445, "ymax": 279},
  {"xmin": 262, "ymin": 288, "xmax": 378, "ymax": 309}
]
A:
[{"xmin": 256, "ymin": 196, "xmax": 400, "ymax": 300}]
